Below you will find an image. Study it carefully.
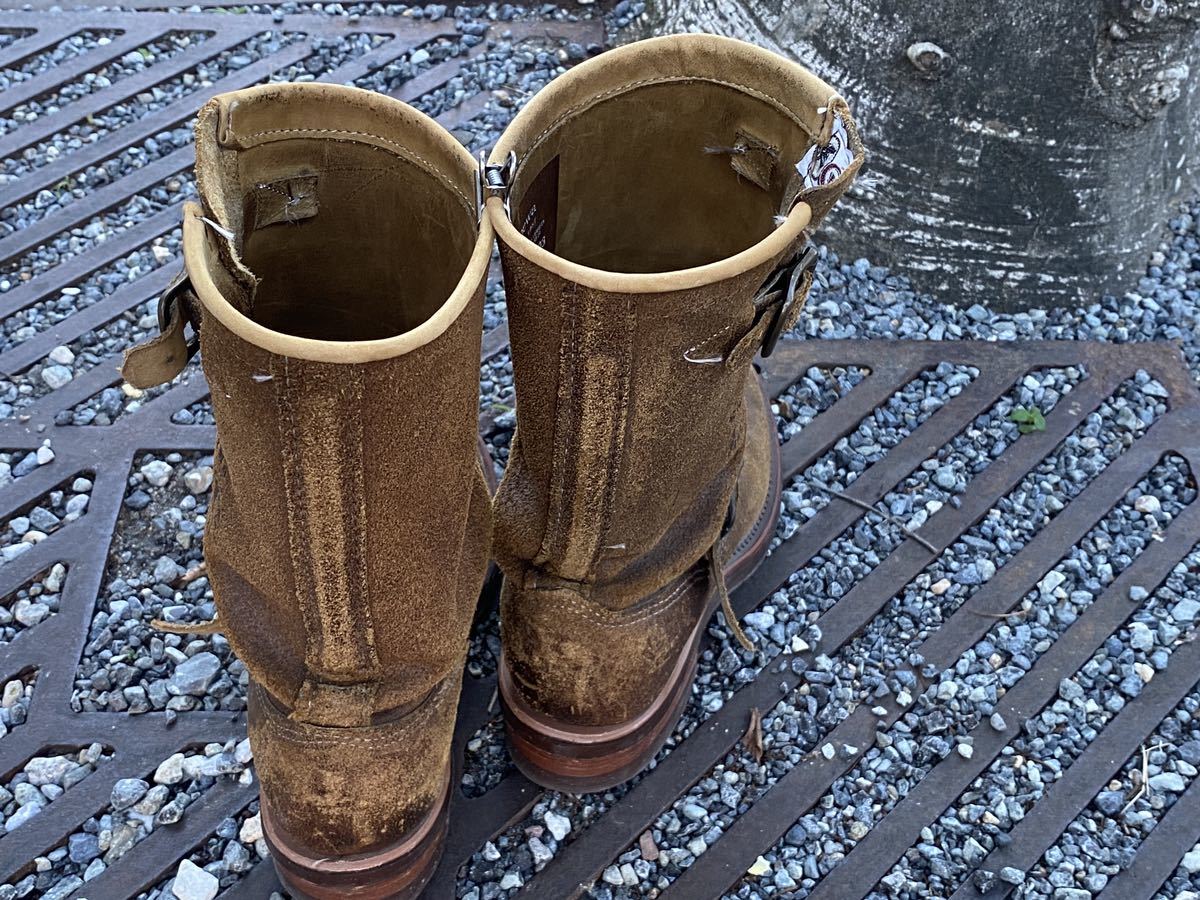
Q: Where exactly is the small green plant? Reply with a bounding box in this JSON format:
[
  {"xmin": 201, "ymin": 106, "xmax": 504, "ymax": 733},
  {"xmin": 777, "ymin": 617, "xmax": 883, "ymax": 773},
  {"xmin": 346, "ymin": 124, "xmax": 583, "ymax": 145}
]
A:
[{"xmin": 1010, "ymin": 406, "xmax": 1046, "ymax": 434}]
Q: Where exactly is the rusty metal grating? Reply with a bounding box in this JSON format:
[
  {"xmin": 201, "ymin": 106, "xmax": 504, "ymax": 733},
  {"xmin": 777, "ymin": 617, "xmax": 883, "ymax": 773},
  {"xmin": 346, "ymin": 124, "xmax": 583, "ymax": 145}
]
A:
[{"xmin": 1, "ymin": 6, "xmax": 1200, "ymax": 900}]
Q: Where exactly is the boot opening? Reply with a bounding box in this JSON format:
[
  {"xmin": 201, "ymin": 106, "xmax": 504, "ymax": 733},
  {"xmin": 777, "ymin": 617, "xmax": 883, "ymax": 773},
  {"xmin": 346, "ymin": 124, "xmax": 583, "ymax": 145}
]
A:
[
  {"xmin": 508, "ymin": 80, "xmax": 817, "ymax": 274},
  {"xmin": 231, "ymin": 139, "xmax": 477, "ymax": 342}
]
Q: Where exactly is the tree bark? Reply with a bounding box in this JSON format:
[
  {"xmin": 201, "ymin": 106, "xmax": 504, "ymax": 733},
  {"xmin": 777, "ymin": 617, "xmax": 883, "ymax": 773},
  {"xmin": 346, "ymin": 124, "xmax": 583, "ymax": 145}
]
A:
[{"xmin": 636, "ymin": 0, "xmax": 1200, "ymax": 310}]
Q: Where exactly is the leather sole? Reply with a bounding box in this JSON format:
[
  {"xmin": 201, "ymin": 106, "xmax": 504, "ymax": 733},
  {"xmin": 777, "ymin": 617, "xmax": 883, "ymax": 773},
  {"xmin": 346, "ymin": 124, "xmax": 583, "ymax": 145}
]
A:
[
  {"xmin": 261, "ymin": 773, "xmax": 450, "ymax": 899},
  {"xmin": 499, "ymin": 383, "xmax": 782, "ymax": 793}
]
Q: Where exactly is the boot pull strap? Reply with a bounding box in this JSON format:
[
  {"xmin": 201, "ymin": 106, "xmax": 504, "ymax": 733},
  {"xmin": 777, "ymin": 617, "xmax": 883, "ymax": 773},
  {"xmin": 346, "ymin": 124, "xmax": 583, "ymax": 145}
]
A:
[
  {"xmin": 685, "ymin": 245, "xmax": 819, "ymax": 369},
  {"xmin": 708, "ymin": 545, "xmax": 755, "ymax": 653},
  {"xmin": 120, "ymin": 269, "xmax": 201, "ymax": 389}
]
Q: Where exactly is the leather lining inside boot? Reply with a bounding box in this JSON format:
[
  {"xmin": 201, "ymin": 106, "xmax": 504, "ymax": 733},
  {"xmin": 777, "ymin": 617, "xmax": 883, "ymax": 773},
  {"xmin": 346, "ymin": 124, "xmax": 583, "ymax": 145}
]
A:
[
  {"xmin": 510, "ymin": 80, "xmax": 817, "ymax": 274},
  {"xmin": 229, "ymin": 139, "xmax": 476, "ymax": 341}
]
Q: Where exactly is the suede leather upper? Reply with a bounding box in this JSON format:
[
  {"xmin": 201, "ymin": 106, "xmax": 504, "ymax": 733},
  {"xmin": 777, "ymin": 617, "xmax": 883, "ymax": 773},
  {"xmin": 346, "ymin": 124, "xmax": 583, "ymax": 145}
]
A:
[
  {"xmin": 118, "ymin": 34, "xmax": 862, "ymax": 864},
  {"xmin": 149, "ymin": 84, "xmax": 493, "ymax": 858},
  {"xmin": 488, "ymin": 34, "xmax": 862, "ymax": 728}
]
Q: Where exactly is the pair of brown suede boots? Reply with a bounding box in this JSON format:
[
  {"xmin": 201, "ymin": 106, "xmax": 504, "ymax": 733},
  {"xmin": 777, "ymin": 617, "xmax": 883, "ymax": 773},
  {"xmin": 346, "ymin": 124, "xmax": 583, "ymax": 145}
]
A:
[{"xmin": 123, "ymin": 32, "xmax": 861, "ymax": 900}]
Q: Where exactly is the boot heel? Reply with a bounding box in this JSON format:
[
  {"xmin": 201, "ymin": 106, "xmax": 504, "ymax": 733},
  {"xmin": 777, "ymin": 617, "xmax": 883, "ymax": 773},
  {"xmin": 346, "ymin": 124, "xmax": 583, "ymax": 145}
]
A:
[
  {"xmin": 499, "ymin": 623, "xmax": 702, "ymax": 793},
  {"xmin": 262, "ymin": 777, "xmax": 450, "ymax": 900}
]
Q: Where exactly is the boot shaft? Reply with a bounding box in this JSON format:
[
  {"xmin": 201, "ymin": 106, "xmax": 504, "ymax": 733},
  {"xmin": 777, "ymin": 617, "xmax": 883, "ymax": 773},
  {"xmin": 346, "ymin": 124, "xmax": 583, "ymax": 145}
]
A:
[
  {"xmin": 171, "ymin": 84, "xmax": 493, "ymax": 726},
  {"xmin": 486, "ymin": 34, "xmax": 863, "ymax": 604}
]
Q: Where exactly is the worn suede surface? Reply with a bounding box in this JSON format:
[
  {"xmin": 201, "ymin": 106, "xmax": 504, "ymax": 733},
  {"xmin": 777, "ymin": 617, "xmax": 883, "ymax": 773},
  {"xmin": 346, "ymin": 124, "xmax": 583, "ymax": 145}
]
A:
[
  {"xmin": 501, "ymin": 374, "xmax": 773, "ymax": 724},
  {"xmin": 168, "ymin": 84, "xmax": 492, "ymax": 858},
  {"xmin": 249, "ymin": 670, "xmax": 458, "ymax": 856},
  {"xmin": 490, "ymin": 34, "xmax": 861, "ymax": 729}
]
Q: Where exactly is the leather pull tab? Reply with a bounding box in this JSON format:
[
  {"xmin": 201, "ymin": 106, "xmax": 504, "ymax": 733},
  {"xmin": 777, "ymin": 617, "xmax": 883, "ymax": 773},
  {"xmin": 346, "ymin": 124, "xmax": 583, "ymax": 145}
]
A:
[{"xmin": 120, "ymin": 271, "xmax": 198, "ymax": 389}]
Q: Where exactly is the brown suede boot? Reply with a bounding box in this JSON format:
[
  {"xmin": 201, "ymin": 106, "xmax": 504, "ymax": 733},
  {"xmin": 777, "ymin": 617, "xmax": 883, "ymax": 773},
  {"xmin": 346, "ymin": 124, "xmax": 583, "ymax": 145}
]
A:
[
  {"xmin": 484, "ymin": 34, "xmax": 863, "ymax": 792},
  {"xmin": 123, "ymin": 84, "xmax": 494, "ymax": 898}
]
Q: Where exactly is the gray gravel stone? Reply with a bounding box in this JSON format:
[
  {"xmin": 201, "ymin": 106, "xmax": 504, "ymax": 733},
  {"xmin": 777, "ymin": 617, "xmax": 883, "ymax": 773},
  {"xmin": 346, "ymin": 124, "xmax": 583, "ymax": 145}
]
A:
[
  {"xmin": 166, "ymin": 652, "xmax": 221, "ymax": 697},
  {"xmin": 171, "ymin": 859, "xmax": 219, "ymax": 900},
  {"xmin": 110, "ymin": 778, "xmax": 149, "ymax": 811}
]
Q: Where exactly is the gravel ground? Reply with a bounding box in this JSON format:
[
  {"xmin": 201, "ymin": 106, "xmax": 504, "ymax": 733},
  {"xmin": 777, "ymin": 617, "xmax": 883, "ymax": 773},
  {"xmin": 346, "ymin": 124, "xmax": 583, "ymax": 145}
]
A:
[
  {"xmin": 0, "ymin": 670, "xmax": 35, "ymax": 746},
  {"xmin": 854, "ymin": 458, "xmax": 1197, "ymax": 899},
  {"xmin": 1, "ymin": 2, "xmax": 1199, "ymax": 898},
  {"xmin": 1, "ymin": 32, "xmax": 304, "ymax": 184},
  {"xmin": 1016, "ymin": 682, "xmax": 1200, "ymax": 899},
  {"xmin": 1, "ymin": 744, "xmax": 113, "ymax": 836},
  {"xmin": 0, "ymin": 30, "xmax": 209, "ymax": 143},
  {"xmin": 1153, "ymin": 846, "xmax": 1200, "ymax": 900},
  {"xmin": 0, "ymin": 465, "xmax": 91, "ymax": 567},
  {"xmin": 0, "ymin": 229, "xmax": 178, "ymax": 355},
  {"xmin": 553, "ymin": 407, "xmax": 1188, "ymax": 900},
  {"xmin": 774, "ymin": 365, "xmax": 869, "ymax": 443},
  {"xmin": 1, "ymin": 742, "xmax": 254, "ymax": 900},
  {"xmin": 134, "ymin": 803, "xmax": 266, "ymax": 900},
  {"xmin": 0, "ymin": 30, "xmax": 34, "ymax": 53},
  {"xmin": 69, "ymin": 450, "xmax": 240, "ymax": 716},
  {"xmin": 454, "ymin": 365, "xmax": 1173, "ymax": 899},
  {"xmin": 0, "ymin": 31, "xmax": 120, "ymax": 109},
  {"xmin": 0, "ymin": 172, "xmax": 194, "ymax": 289},
  {"xmin": 3, "ymin": 300, "xmax": 169, "ymax": 417},
  {"xmin": 0, "ymin": 562, "xmax": 65, "ymax": 646},
  {"xmin": 772, "ymin": 362, "xmax": 978, "ymax": 540}
]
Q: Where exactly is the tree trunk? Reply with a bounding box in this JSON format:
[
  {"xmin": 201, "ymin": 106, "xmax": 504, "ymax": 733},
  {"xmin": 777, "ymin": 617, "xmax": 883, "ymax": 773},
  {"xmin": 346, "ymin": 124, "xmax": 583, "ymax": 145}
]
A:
[{"xmin": 635, "ymin": 0, "xmax": 1200, "ymax": 311}]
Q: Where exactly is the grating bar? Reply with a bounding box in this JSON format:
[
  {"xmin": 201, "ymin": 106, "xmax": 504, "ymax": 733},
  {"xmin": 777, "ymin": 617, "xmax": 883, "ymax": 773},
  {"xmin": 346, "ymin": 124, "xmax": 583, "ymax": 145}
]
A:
[
  {"xmin": 0, "ymin": 23, "xmax": 80, "ymax": 72},
  {"xmin": 0, "ymin": 203, "xmax": 180, "ymax": 322},
  {"xmin": 0, "ymin": 263, "xmax": 175, "ymax": 375},
  {"xmin": 661, "ymin": 414, "xmax": 1194, "ymax": 896},
  {"xmin": 946, "ymin": 630, "xmax": 1200, "ymax": 900},
  {"xmin": 315, "ymin": 29, "xmax": 456, "ymax": 86},
  {"xmin": 0, "ymin": 143, "xmax": 195, "ymax": 268},
  {"xmin": 0, "ymin": 29, "xmax": 265, "ymax": 213},
  {"xmin": 68, "ymin": 778, "xmax": 257, "ymax": 900},
  {"xmin": 521, "ymin": 360, "xmax": 1130, "ymax": 899},
  {"xmin": 1094, "ymin": 773, "xmax": 1200, "ymax": 900},
  {"xmin": 0, "ymin": 26, "xmax": 254, "ymax": 179},
  {"xmin": 0, "ymin": 29, "xmax": 164, "ymax": 116},
  {"xmin": 807, "ymin": 494, "xmax": 1200, "ymax": 900}
]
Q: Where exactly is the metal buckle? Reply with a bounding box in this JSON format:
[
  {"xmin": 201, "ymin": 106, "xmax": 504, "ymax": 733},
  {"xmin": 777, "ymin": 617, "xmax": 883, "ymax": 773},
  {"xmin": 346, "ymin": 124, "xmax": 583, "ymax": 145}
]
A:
[
  {"xmin": 475, "ymin": 149, "xmax": 517, "ymax": 221},
  {"xmin": 759, "ymin": 244, "xmax": 819, "ymax": 358},
  {"xmin": 157, "ymin": 269, "xmax": 200, "ymax": 359}
]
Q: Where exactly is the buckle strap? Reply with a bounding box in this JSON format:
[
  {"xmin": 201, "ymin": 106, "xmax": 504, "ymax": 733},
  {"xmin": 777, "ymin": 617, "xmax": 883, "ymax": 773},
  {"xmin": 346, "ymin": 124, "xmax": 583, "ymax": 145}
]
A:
[
  {"xmin": 684, "ymin": 244, "xmax": 819, "ymax": 369},
  {"xmin": 476, "ymin": 149, "xmax": 516, "ymax": 221},
  {"xmin": 120, "ymin": 268, "xmax": 200, "ymax": 389},
  {"xmin": 757, "ymin": 244, "xmax": 819, "ymax": 358}
]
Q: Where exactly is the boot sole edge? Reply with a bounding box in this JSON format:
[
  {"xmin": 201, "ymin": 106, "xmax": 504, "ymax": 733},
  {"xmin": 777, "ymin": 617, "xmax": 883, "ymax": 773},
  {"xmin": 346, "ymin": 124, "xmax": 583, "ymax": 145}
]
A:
[{"xmin": 261, "ymin": 773, "xmax": 450, "ymax": 899}]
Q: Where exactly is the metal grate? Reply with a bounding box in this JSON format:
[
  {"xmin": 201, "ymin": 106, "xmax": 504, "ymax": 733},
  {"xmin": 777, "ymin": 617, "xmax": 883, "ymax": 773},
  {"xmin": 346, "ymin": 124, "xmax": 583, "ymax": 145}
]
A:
[{"xmin": 1, "ymin": 7, "xmax": 1200, "ymax": 900}]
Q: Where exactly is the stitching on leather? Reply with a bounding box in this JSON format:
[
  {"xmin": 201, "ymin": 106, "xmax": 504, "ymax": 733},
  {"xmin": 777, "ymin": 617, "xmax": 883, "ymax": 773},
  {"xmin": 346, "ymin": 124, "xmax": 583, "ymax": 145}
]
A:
[
  {"xmin": 591, "ymin": 296, "xmax": 634, "ymax": 574},
  {"xmin": 234, "ymin": 126, "xmax": 473, "ymax": 212},
  {"xmin": 546, "ymin": 570, "xmax": 702, "ymax": 628},
  {"xmin": 520, "ymin": 75, "xmax": 814, "ymax": 181},
  {"xmin": 733, "ymin": 455, "xmax": 776, "ymax": 558},
  {"xmin": 536, "ymin": 280, "xmax": 580, "ymax": 567},
  {"xmin": 277, "ymin": 355, "xmax": 319, "ymax": 696},
  {"xmin": 255, "ymin": 678, "xmax": 449, "ymax": 743},
  {"xmin": 686, "ymin": 320, "xmax": 736, "ymax": 361},
  {"xmin": 346, "ymin": 367, "xmax": 381, "ymax": 672}
]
